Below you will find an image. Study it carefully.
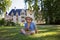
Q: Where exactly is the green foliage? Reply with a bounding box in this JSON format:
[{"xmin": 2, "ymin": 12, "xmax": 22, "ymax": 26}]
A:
[
  {"xmin": 0, "ymin": 18, "xmax": 16, "ymax": 26},
  {"xmin": 25, "ymin": 0, "xmax": 60, "ymax": 24},
  {"xmin": 25, "ymin": 0, "xmax": 40, "ymax": 20},
  {"xmin": 0, "ymin": 18, "xmax": 5, "ymax": 25},
  {"xmin": 42, "ymin": 0, "xmax": 60, "ymax": 24},
  {"xmin": 0, "ymin": 0, "xmax": 11, "ymax": 12}
]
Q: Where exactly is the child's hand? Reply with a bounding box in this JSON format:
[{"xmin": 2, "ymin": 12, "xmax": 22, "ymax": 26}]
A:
[{"xmin": 25, "ymin": 27, "xmax": 29, "ymax": 31}]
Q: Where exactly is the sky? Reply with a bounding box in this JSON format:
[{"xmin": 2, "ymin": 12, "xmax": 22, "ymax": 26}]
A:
[
  {"xmin": 7, "ymin": 0, "xmax": 28, "ymax": 12},
  {"xmin": 7, "ymin": 0, "xmax": 41, "ymax": 12}
]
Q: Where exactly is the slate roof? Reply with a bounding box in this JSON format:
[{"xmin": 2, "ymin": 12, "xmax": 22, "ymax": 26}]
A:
[{"xmin": 8, "ymin": 9, "xmax": 26, "ymax": 16}]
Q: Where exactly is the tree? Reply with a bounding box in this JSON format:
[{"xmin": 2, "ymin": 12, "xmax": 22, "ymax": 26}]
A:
[
  {"xmin": 25, "ymin": 0, "xmax": 41, "ymax": 20},
  {"xmin": 25, "ymin": 0, "xmax": 60, "ymax": 24},
  {"xmin": 0, "ymin": 0, "xmax": 11, "ymax": 13},
  {"xmin": 42, "ymin": 0, "xmax": 60, "ymax": 24}
]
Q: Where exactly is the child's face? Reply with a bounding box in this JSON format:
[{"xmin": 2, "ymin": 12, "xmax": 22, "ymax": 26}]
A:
[{"xmin": 26, "ymin": 18, "xmax": 32, "ymax": 23}]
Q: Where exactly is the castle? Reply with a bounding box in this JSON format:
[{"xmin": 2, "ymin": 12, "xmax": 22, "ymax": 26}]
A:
[{"xmin": 4, "ymin": 9, "xmax": 35, "ymax": 23}]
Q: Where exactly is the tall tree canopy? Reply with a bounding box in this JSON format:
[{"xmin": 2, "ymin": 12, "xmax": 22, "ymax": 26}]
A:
[
  {"xmin": 25, "ymin": 0, "xmax": 60, "ymax": 24},
  {"xmin": 42, "ymin": 0, "xmax": 60, "ymax": 24},
  {"xmin": 25, "ymin": 0, "xmax": 41, "ymax": 20},
  {"xmin": 0, "ymin": 0, "xmax": 11, "ymax": 12}
]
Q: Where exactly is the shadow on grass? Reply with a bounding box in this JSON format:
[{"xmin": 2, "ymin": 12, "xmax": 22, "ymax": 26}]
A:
[
  {"xmin": 0, "ymin": 25, "xmax": 60, "ymax": 40},
  {"xmin": 11, "ymin": 31, "xmax": 60, "ymax": 40}
]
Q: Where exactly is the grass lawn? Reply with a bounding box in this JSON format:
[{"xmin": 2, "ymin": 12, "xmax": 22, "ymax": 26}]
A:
[{"xmin": 0, "ymin": 25, "xmax": 60, "ymax": 40}]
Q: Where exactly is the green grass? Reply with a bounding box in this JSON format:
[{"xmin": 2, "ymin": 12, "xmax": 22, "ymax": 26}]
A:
[{"xmin": 0, "ymin": 25, "xmax": 60, "ymax": 40}]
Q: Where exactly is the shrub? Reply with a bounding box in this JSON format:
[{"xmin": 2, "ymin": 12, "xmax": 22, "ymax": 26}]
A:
[
  {"xmin": 0, "ymin": 18, "xmax": 16, "ymax": 26},
  {"xmin": 0, "ymin": 18, "xmax": 5, "ymax": 26}
]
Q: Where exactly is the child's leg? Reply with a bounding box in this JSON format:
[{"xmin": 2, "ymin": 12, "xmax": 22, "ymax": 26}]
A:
[
  {"xmin": 27, "ymin": 31, "xmax": 35, "ymax": 35},
  {"xmin": 20, "ymin": 29, "xmax": 26, "ymax": 34}
]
